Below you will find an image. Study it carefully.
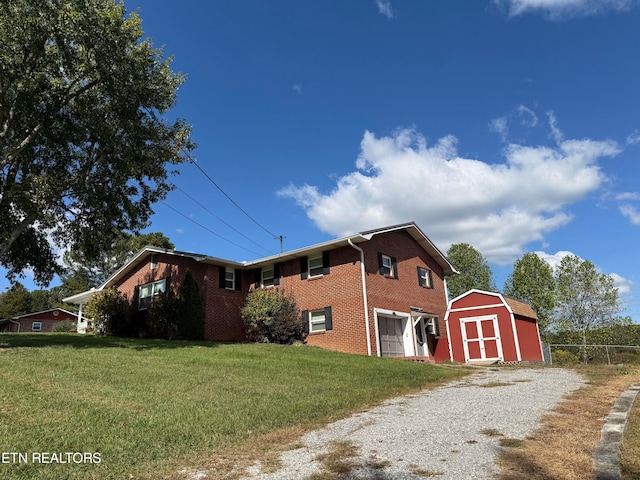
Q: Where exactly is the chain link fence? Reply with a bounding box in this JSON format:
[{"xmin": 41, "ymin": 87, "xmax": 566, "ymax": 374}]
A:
[{"xmin": 543, "ymin": 343, "xmax": 640, "ymax": 365}]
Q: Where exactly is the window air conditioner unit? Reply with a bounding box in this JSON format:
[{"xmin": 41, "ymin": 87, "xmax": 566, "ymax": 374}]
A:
[{"xmin": 426, "ymin": 318, "xmax": 440, "ymax": 338}]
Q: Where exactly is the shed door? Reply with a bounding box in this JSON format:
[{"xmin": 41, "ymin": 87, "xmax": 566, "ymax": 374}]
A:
[
  {"xmin": 461, "ymin": 315, "xmax": 503, "ymax": 362},
  {"xmin": 378, "ymin": 316, "xmax": 405, "ymax": 357}
]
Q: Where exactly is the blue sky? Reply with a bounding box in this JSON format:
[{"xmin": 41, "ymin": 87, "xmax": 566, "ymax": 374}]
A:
[{"xmin": 4, "ymin": 0, "xmax": 640, "ymax": 319}]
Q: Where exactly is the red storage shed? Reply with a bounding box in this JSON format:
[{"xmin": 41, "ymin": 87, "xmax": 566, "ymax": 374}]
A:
[{"xmin": 445, "ymin": 290, "xmax": 544, "ymax": 364}]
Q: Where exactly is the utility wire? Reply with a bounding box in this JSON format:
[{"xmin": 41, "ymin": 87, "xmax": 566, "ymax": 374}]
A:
[
  {"xmin": 145, "ymin": 106, "xmax": 282, "ymax": 245},
  {"xmin": 161, "ymin": 201, "xmax": 265, "ymax": 258},
  {"xmin": 184, "ymin": 151, "xmax": 280, "ymax": 239},
  {"xmin": 174, "ymin": 185, "xmax": 274, "ymax": 255}
]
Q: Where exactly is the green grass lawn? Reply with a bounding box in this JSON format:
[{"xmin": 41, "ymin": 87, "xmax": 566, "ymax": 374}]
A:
[{"xmin": 0, "ymin": 334, "xmax": 466, "ymax": 479}]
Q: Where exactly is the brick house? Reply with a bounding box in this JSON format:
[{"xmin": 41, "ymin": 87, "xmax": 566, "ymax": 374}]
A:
[
  {"xmin": 0, "ymin": 308, "xmax": 77, "ymax": 333},
  {"xmin": 64, "ymin": 223, "xmax": 458, "ymax": 361}
]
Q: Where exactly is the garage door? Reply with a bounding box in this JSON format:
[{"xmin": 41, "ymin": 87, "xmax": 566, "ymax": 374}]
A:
[
  {"xmin": 378, "ymin": 316, "xmax": 405, "ymax": 357},
  {"xmin": 462, "ymin": 315, "xmax": 503, "ymax": 362}
]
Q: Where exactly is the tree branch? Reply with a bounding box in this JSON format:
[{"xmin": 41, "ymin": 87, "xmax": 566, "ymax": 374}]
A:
[{"xmin": 0, "ymin": 213, "xmax": 38, "ymax": 258}]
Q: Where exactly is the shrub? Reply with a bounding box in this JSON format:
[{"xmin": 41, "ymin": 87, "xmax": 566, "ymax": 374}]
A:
[
  {"xmin": 85, "ymin": 289, "xmax": 132, "ymax": 336},
  {"xmin": 241, "ymin": 289, "xmax": 306, "ymax": 344},
  {"xmin": 177, "ymin": 270, "xmax": 204, "ymax": 340},
  {"xmin": 52, "ymin": 320, "xmax": 77, "ymax": 333},
  {"xmin": 146, "ymin": 291, "xmax": 180, "ymax": 339},
  {"xmin": 552, "ymin": 349, "xmax": 579, "ymax": 366}
]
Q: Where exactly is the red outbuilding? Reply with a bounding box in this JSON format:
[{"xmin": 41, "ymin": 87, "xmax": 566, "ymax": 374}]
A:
[
  {"xmin": 445, "ymin": 289, "xmax": 544, "ymax": 364},
  {"xmin": 0, "ymin": 308, "xmax": 77, "ymax": 333}
]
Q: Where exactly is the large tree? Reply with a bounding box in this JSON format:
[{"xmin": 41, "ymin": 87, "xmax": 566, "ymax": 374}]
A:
[
  {"xmin": 446, "ymin": 243, "xmax": 496, "ymax": 299},
  {"xmin": 504, "ymin": 252, "xmax": 556, "ymax": 337},
  {"xmin": 0, "ymin": 0, "xmax": 193, "ymax": 285},
  {"xmin": 555, "ymin": 254, "xmax": 622, "ymax": 358},
  {"xmin": 63, "ymin": 231, "xmax": 175, "ymax": 288},
  {"xmin": 0, "ymin": 282, "xmax": 31, "ymax": 319}
]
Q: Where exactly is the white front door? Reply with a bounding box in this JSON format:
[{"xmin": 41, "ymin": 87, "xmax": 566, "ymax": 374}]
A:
[{"xmin": 413, "ymin": 316, "xmax": 429, "ymax": 357}]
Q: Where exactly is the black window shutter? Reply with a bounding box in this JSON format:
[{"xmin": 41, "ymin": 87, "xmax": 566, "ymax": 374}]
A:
[
  {"xmin": 273, "ymin": 263, "xmax": 281, "ymax": 286},
  {"xmin": 324, "ymin": 306, "xmax": 333, "ymax": 331},
  {"xmin": 377, "ymin": 252, "xmax": 384, "ymax": 274},
  {"xmin": 235, "ymin": 269, "xmax": 242, "ymax": 291},
  {"xmin": 300, "ymin": 257, "xmax": 308, "ymax": 280},
  {"xmin": 302, "ymin": 310, "xmax": 310, "ymax": 334},
  {"xmin": 427, "ymin": 270, "xmax": 433, "ymax": 289},
  {"xmin": 254, "ymin": 268, "xmax": 261, "ymax": 289},
  {"xmin": 391, "ymin": 257, "xmax": 398, "ymax": 279},
  {"xmin": 322, "ymin": 251, "xmax": 330, "ymax": 275},
  {"xmin": 219, "ymin": 266, "xmax": 226, "ymax": 288}
]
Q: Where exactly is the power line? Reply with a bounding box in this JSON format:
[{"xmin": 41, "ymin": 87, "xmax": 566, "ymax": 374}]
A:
[
  {"xmin": 145, "ymin": 106, "xmax": 283, "ymax": 247},
  {"xmin": 174, "ymin": 185, "xmax": 274, "ymax": 255},
  {"xmin": 161, "ymin": 201, "xmax": 266, "ymax": 258},
  {"xmin": 184, "ymin": 152, "xmax": 280, "ymax": 240}
]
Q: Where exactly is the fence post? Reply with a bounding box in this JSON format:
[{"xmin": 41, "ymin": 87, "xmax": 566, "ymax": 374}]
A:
[{"xmin": 606, "ymin": 345, "xmax": 610, "ymax": 365}]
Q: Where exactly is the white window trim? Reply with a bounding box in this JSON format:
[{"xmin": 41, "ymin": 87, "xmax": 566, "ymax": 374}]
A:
[
  {"xmin": 309, "ymin": 309, "xmax": 326, "ymax": 333},
  {"xmin": 225, "ymin": 269, "xmax": 235, "ymax": 290},
  {"xmin": 262, "ymin": 267, "xmax": 275, "ymax": 288},
  {"xmin": 418, "ymin": 267, "xmax": 431, "ymax": 288},
  {"xmin": 308, "ymin": 254, "xmax": 324, "ymax": 278},
  {"xmin": 32, "ymin": 322, "xmax": 42, "ymax": 332},
  {"xmin": 381, "ymin": 254, "xmax": 393, "ymax": 276},
  {"xmin": 139, "ymin": 279, "xmax": 167, "ymax": 309}
]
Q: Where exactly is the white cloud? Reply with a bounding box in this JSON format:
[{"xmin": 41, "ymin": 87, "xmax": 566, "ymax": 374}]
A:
[
  {"xmin": 280, "ymin": 122, "xmax": 620, "ymax": 264},
  {"xmin": 517, "ymin": 105, "xmax": 539, "ymax": 127},
  {"xmin": 489, "ymin": 116, "xmax": 509, "ymax": 142},
  {"xmin": 620, "ymin": 204, "xmax": 640, "ymax": 225},
  {"xmin": 494, "ymin": 0, "xmax": 640, "ymax": 18},
  {"xmin": 547, "ymin": 111, "xmax": 564, "ymax": 145},
  {"xmin": 616, "ymin": 192, "xmax": 640, "ymax": 201},
  {"xmin": 626, "ymin": 131, "xmax": 640, "ymax": 145},
  {"xmin": 610, "ymin": 273, "xmax": 635, "ymax": 297},
  {"xmin": 490, "ymin": 104, "xmax": 539, "ymax": 142},
  {"xmin": 376, "ymin": 0, "xmax": 394, "ymax": 19},
  {"xmin": 534, "ymin": 250, "xmax": 574, "ymax": 269},
  {"xmin": 536, "ymin": 250, "xmax": 635, "ymax": 302},
  {"xmin": 292, "ymin": 84, "xmax": 303, "ymax": 95}
]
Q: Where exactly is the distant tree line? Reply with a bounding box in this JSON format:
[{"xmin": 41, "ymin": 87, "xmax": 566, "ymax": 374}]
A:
[
  {"xmin": 445, "ymin": 243, "xmax": 632, "ymax": 351},
  {"xmin": 0, "ymin": 232, "xmax": 174, "ymax": 319}
]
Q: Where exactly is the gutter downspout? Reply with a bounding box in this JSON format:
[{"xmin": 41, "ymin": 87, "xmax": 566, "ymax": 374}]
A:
[{"xmin": 348, "ymin": 239, "xmax": 372, "ymax": 356}]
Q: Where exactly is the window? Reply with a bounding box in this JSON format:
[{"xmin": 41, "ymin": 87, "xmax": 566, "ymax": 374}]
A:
[
  {"xmin": 378, "ymin": 253, "xmax": 398, "ymax": 278},
  {"xmin": 303, "ymin": 306, "xmax": 333, "ymax": 333},
  {"xmin": 308, "ymin": 254, "xmax": 324, "ymax": 277},
  {"xmin": 300, "ymin": 252, "xmax": 330, "ymax": 279},
  {"xmin": 417, "ymin": 267, "xmax": 433, "ymax": 288},
  {"xmin": 225, "ymin": 269, "xmax": 235, "ymax": 289},
  {"xmin": 220, "ymin": 267, "xmax": 241, "ymax": 290},
  {"xmin": 139, "ymin": 279, "xmax": 166, "ymax": 309},
  {"xmin": 32, "ymin": 322, "xmax": 42, "ymax": 332},
  {"xmin": 150, "ymin": 254, "xmax": 158, "ymax": 270},
  {"xmin": 262, "ymin": 267, "xmax": 275, "ymax": 287}
]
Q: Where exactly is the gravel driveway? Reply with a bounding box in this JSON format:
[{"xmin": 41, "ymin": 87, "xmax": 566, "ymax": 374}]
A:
[{"xmin": 243, "ymin": 367, "xmax": 584, "ymax": 480}]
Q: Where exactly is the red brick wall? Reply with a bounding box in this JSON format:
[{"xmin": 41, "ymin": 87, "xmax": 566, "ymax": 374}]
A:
[
  {"xmin": 14, "ymin": 309, "xmax": 77, "ymax": 332},
  {"xmin": 106, "ymin": 231, "xmax": 451, "ymax": 359},
  {"xmin": 361, "ymin": 230, "xmax": 450, "ymax": 360},
  {"xmin": 274, "ymin": 245, "xmax": 369, "ymax": 355},
  {"xmin": 114, "ymin": 253, "xmax": 246, "ymax": 341}
]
